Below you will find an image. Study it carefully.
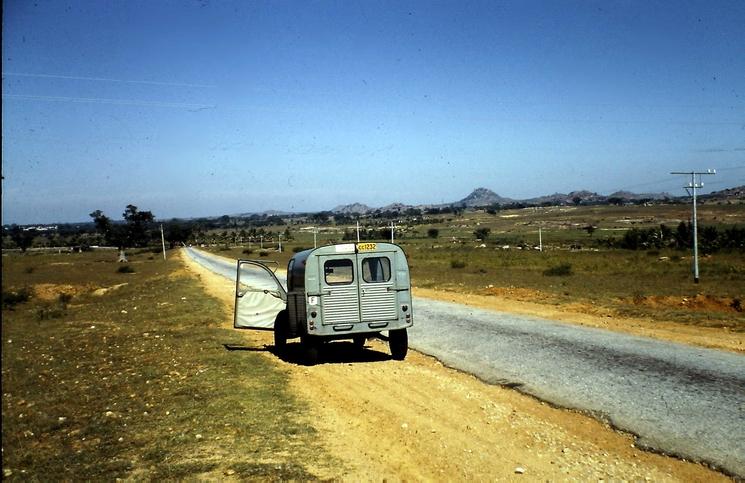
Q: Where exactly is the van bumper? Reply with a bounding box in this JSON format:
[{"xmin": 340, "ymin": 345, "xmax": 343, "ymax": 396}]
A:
[{"xmin": 309, "ymin": 319, "xmax": 412, "ymax": 339}]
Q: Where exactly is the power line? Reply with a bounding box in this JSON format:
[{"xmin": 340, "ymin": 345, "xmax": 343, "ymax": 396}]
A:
[
  {"xmin": 670, "ymin": 169, "xmax": 716, "ymax": 284},
  {"xmin": 3, "ymin": 72, "xmax": 215, "ymax": 88},
  {"xmin": 3, "ymin": 94, "xmax": 215, "ymax": 110}
]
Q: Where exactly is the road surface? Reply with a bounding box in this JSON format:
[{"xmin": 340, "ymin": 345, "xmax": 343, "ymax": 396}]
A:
[{"xmin": 185, "ymin": 247, "xmax": 745, "ymax": 477}]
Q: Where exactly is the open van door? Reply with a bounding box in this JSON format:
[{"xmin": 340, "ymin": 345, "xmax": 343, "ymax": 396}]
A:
[{"xmin": 234, "ymin": 260, "xmax": 287, "ymax": 330}]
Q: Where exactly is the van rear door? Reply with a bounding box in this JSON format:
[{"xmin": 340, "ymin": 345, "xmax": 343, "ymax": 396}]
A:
[
  {"xmin": 357, "ymin": 250, "xmax": 398, "ymax": 323},
  {"xmin": 318, "ymin": 253, "xmax": 361, "ymax": 325},
  {"xmin": 233, "ymin": 260, "xmax": 287, "ymax": 330}
]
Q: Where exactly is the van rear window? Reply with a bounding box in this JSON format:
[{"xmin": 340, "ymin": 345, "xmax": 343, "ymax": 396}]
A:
[
  {"xmin": 362, "ymin": 257, "xmax": 391, "ymax": 283},
  {"xmin": 324, "ymin": 259, "xmax": 354, "ymax": 285}
]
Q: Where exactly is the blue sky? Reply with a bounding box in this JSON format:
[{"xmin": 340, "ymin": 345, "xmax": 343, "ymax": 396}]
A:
[{"xmin": 3, "ymin": 0, "xmax": 744, "ymax": 224}]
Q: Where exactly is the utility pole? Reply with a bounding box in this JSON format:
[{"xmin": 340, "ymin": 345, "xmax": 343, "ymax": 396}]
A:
[
  {"xmin": 390, "ymin": 221, "xmax": 395, "ymax": 243},
  {"xmin": 539, "ymin": 227, "xmax": 543, "ymax": 252},
  {"xmin": 670, "ymin": 169, "xmax": 716, "ymax": 283},
  {"xmin": 278, "ymin": 233, "xmax": 282, "ymax": 253},
  {"xmin": 356, "ymin": 221, "xmax": 360, "ymax": 243},
  {"xmin": 313, "ymin": 227, "xmax": 317, "ymax": 248},
  {"xmin": 160, "ymin": 224, "xmax": 166, "ymax": 261}
]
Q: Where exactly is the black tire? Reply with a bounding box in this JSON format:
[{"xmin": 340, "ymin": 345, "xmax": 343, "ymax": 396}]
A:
[
  {"xmin": 352, "ymin": 336, "xmax": 366, "ymax": 351},
  {"xmin": 273, "ymin": 311, "xmax": 288, "ymax": 353},
  {"xmin": 389, "ymin": 329, "xmax": 408, "ymax": 360},
  {"xmin": 302, "ymin": 336, "xmax": 320, "ymax": 366}
]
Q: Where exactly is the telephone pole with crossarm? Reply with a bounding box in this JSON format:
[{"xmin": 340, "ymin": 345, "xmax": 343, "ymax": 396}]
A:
[{"xmin": 670, "ymin": 169, "xmax": 716, "ymax": 283}]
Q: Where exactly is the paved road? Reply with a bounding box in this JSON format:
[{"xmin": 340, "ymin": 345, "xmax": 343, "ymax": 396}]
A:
[{"xmin": 185, "ymin": 247, "xmax": 745, "ymax": 477}]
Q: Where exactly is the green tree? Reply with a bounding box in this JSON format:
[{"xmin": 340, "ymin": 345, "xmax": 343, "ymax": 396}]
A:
[
  {"xmin": 674, "ymin": 221, "xmax": 692, "ymax": 250},
  {"xmin": 122, "ymin": 205, "xmax": 155, "ymax": 248},
  {"xmin": 9, "ymin": 225, "xmax": 36, "ymax": 252},
  {"xmin": 164, "ymin": 222, "xmax": 193, "ymax": 248},
  {"xmin": 89, "ymin": 210, "xmax": 113, "ymax": 243}
]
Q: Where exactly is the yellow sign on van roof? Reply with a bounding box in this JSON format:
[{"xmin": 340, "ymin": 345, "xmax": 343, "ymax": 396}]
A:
[{"xmin": 357, "ymin": 243, "xmax": 377, "ymax": 251}]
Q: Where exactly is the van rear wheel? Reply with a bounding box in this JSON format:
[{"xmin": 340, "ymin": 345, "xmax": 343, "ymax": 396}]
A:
[
  {"xmin": 273, "ymin": 311, "xmax": 288, "ymax": 353},
  {"xmin": 302, "ymin": 336, "xmax": 320, "ymax": 366},
  {"xmin": 353, "ymin": 336, "xmax": 366, "ymax": 351},
  {"xmin": 389, "ymin": 329, "xmax": 408, "ymax": 360}
]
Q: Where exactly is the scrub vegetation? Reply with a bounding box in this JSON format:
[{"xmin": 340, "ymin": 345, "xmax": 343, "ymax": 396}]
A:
[
  {"xmin": 1, "ymin": 251, "xmax": 327, "ymax": 480},
  {"xmin": 200, "ymin": 202, "xmax": 745, "ymax": 330}
]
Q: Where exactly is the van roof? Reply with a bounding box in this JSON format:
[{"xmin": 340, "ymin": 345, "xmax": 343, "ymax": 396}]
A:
[{"xmin": 290, "ymin": 242, "xmax": 403, "ymax": 264}]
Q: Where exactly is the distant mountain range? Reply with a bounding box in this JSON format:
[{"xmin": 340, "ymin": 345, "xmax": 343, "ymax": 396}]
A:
[{"xmin": 330, "ymin": 185, "xmax": 743, "ymax": 214}]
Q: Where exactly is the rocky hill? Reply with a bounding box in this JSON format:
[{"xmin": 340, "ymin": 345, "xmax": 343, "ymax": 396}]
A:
[
  {"xmin": 329, "ymin": 185, "xmax": 743, "ymax": 214},
  {"xmin": 330, "ymin": 202, "xmax": 374, "ymax": 215},
  {"xmin": 454, "ymin": 188, "xmax": 514, "ymax": 207},
  {"xmin": 700, "ymin": 185, "xmax": 745, "ymax": 202}
]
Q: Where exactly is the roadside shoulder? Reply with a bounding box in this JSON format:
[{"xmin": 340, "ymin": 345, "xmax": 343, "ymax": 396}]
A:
[{"xmin": 413, "ymin": 287, "xmax": 745, "ymax": 354}]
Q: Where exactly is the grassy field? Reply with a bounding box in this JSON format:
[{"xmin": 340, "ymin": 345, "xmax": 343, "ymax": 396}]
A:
[
  {"xmin": 203, "ymin": 203, "xmax": 745, "ymax": 330},
  {"xmin": 1, "ymin": 250, "xmax": 332, "ymax": 480}
]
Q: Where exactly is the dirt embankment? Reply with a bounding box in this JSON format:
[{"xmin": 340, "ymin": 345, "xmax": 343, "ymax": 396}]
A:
[
  {"xmin": 413, "ymin": 288, "xmax": 744, "ymax": 354},
  {"xmin": 180, "ymin": 250, "xmax": 726, "ymax": 481}
]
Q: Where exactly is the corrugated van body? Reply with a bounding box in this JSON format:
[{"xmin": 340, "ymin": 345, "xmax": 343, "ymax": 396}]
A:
[{"xmin": 287, "ymin": 242, "xmax": 412, "ymax": 338}]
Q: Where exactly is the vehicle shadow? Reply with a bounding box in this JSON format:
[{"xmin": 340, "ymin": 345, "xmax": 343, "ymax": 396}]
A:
[
  {"xmin": 274, "ymin": 340, "xmax": 392, "ymax": 365},
  {"xmin": 222, "ymin": 343, "xmax": 270, "ymax": 352}
]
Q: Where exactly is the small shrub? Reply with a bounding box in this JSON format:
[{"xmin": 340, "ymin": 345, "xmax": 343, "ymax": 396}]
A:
[
  {"xmin": 473, "ymin": 227, "xmax": 491, "ymax": 240},
  {"xmin": 219, "ymin": 246, "xmax": 231, "ymax": 251},
  {"xmin": 242, "ymin": 248, "xmax": 254, "ymax": 255},
  {"xmin": 670, "ymin": 255, "xmax": 682, "ymax": 262},
  {"xmin": 646, "ymin": 250, "xmax": 660, "ymax": 257},
  {"xmin": 543, "ymin": 263, "xmax": 573, "ymax": 277},
  {"xmin": 259, "ymin": 251, "xmax": 269, "ymax": 257},
  {"xmin": 2, "ymin": 287, "xmax": 33, "ymax": 309},
  {"xmin": 58, "ymin": 293, "xmax": 73, "ymax": 308},
  {"xmin": 25, "ymin": 266, "xmax": 35, "ymax": 274},
  {"xmin": 478, "ymin": 268, "xmax": 487, "ymax": 274},
  {"xmin": 148, "ymin": 255, "xmax": 154, "ymax": 260},
  {"xmin": 37, "ymin": 305, "xmax": 66, "ymax": 320},
  {"xmin": 451, "ymin": 259, "xmax": 466, "ymax": 269},
  {"xmin": 117, "ymin": 265, "xmax": 135, "ymax": 274},
  {"xmin": 427, "ymin": 228, "xmax": 439, "ymax": 239},
  {"xmin": 632, "ymin": 292, "xmax": 645, "ymax": 305},
  {"xmin": 732, "ymin": 299, "xmax": 743, "ymax": 312}
]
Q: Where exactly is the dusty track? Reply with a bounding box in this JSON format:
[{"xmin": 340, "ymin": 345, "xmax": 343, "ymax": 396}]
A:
[{"xmin": 180, "ymin": 250, "xmax": 726, "ymax": 480}]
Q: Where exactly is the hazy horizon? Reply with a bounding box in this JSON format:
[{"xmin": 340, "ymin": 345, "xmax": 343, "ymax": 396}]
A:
[{"xmin": 5, "ymin": 182, "xmax": 743, "ymax": 226}]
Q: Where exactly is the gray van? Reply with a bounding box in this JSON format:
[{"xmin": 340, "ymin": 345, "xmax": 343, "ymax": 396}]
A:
[{"xmin": 234, "ymin": 242, "xmax": 413, "ymax": 365}]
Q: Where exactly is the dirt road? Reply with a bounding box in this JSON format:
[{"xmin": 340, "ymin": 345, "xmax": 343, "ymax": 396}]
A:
[{"xmin": 180, "ymin": 249, "xmax": 727, "ymax": 480}]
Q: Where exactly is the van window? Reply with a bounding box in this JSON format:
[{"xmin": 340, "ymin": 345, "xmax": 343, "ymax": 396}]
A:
[
  {"xmin": 324, "ymin": 259, "xmax": 354, "ymax": 285},
  {"xmin": 362, "ymin": 256, "xmax": 391, "ymax": 283}
]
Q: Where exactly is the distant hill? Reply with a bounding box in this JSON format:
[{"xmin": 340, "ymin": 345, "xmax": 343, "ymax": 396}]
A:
[
  {"xmin": 331, "ymin": 202, "xmax": 374, "ymax": 215},
  {"xmin": 700, "ymin": 185, "xmax": 744, "ymax": 202},
  {"xmin": 607, "ymin": 190, "xmax": 672, "ymax": 201},
  {"xmin": 454, "ymin": 187, "xmax": 513, "ymax": 207},
  {"xmin": 327, "ymin": 185, "xmax": 744, "ymax": 215}
]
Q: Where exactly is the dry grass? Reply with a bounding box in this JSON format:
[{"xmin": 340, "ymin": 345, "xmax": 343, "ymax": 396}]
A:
[
  {"xmin": 2, "ymin": 251, "xmax": 329, "ymax": 480},
  {"xmin": 200, "ymin": 203, "xmax": 745, "ymax": 330}
]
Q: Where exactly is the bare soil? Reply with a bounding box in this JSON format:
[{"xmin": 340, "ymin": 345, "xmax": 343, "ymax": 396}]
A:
[
  {"xmin": 180, "ymin": 250, "xmax": 728, "ymax": 480},
  {"xmin": 415, "ymin": 288, "xmax": 745, "ymax": 354}
]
